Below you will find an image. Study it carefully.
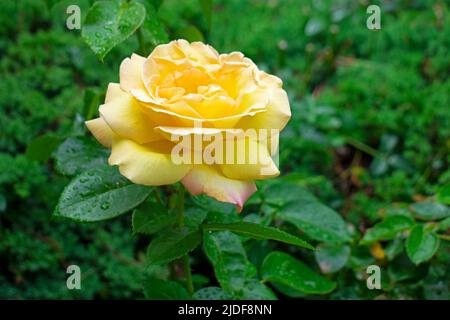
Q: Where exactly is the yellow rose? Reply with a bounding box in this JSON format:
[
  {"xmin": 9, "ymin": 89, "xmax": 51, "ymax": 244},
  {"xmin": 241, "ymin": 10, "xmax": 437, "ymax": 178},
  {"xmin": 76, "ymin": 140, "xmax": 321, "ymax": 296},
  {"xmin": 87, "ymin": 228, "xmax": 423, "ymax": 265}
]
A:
[{"xmin": 86, "ymin": 39, "xmax": 290, "ymax": 210}]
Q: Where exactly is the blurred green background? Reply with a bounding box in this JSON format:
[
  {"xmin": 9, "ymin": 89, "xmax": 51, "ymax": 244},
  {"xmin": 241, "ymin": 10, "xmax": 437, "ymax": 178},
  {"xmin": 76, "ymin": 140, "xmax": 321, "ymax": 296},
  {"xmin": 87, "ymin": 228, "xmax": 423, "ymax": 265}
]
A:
[{"xmin": 0, "ymin": 0, "xmax": 449, "ymax": 299}]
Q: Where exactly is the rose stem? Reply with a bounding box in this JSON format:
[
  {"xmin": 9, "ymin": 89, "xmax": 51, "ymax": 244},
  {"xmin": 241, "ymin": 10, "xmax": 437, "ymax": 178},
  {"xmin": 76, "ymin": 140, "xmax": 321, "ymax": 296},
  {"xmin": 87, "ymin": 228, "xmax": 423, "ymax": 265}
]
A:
[{"xmin": 177, "ymin": 185, "xmax": 194, "ymax": 294}]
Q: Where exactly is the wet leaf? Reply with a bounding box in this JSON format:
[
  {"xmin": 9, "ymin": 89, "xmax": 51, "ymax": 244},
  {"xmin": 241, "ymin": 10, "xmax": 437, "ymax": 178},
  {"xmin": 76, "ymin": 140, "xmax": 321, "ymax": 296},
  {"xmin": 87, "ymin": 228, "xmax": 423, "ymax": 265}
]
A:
[
  {"xmin": 54, "ymin": 137, "xmax": 109, "ymax": 176},
  {"xmin": 82, "ymin": 0, "xmax": 146, "ymax": 61},
  {"xmin": 147, "ymin": 228, "xmax": 201, "ymax": 265},
  {"xmin": 278, "ymin": 201, "xmax": 351, "ymax": 243},
  {"xmin": 261, "ymin": 251, "xmax": 336, "ymax": 294},
  {"xmin": 54, "ymin": 165, "xmax": 152, "ymax": 221}
]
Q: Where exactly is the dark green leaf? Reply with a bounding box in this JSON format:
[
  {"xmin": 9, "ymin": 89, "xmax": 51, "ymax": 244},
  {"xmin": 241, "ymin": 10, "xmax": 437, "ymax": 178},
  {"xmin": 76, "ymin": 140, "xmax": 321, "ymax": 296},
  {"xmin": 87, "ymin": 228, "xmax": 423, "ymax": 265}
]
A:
[
  {"xmin": 406, "ymin": 224, "xmax": 440, "ymax": 265},
  {"xmin": 147, "ymin": 228, "xmax": 201, "ymax": 265},
  {"xmin": 26, "ymin": 134, "xmax": 62, "ymax": 162},
  {"xmin": 192, "ymin": 194, "xmax": 236, "ymax": 215},
  {"xmin": 411, "ymin": 201, "xmax": 450, "ymax": 221},
  {"xmin": 184, "ymin": 207, "xmax": 207, "ymax": 229},
  {"xmin": 143, "ymin": 277, "xmax": 191, "ymax": 300},
  {"xmin": 54, "ymin": 165, "xmax": 152, "ymax": 221},
  {"xmin": 203, "ymin": 230, "xmax": 256, "ymax": 294},
  {"xmin": 82, "ymin": 0, "xmax": 146, "ymax": 61},
  {"xmin": 240, "ymin": 279, "xmax": 277, "ymax": 300},
  {"xmin": 193, "ymin": 287, "xmax": 230, "ymax": 300},
  {"xmin": 261, "ymin": 251, "xmax": 336, "ymax": 295},
  {"xmin": 277, "ymin": 201, "xmax": 351, "ymax": 243},
  {"xmin": 139, "ymin": 0, "xmax": 169, "ymax": 48},
  {"xmin": 132, "ymin": 201, "xmax": 176, "ymax": 235},
  {"xmin": 54, "ymin": 137, "xmax": 109, "ymax": 176},
  {"xmin": 314, "ymin": 243, "xmax": 350, "ymax": 274},
  {"xmin": 271, "ymin": 282, "xmax": 306, "ymax": 298},
  {"xmin": 361, "ymin": 215, "xmax": 414, "ymax": 244},
  {"xmin": 202, "ymin": 222, "xmax": 313, "ymax": 250},
  {"xmin": 264, "ymin": 183, "xmax": 317, "ymax": 207}
]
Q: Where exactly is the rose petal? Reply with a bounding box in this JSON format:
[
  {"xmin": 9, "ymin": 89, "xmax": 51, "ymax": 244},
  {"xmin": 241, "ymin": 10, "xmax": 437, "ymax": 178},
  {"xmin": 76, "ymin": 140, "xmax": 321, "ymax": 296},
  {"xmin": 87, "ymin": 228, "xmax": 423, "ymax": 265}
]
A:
[
  {"xmin": 99, "ymin": 90, "xmax": 161, "ymax": 144},
  {"xmin": 85, "ymin": 117, "xmax": 116, "ymax": 148},
  {"xmin": 109, "ymin": 139, "xmax": 191, "ymax": 186},
  {"xmin": 120, "ymin": 53, "xmax": 147, "ymax": 94},
  {"xmin": 181, "ymin": 165, "xmax": 256, "ymax": 211},
  {"xmin": 105, "ymin": 83, "xmax": 124, "ymax": 103},
  {"xmin": 219, "ymin": 137, "xmax": 280, "ymax": 180},
  {"xmin": 237, "ymin": 87, "xmax": 291, "ymax": 131}
]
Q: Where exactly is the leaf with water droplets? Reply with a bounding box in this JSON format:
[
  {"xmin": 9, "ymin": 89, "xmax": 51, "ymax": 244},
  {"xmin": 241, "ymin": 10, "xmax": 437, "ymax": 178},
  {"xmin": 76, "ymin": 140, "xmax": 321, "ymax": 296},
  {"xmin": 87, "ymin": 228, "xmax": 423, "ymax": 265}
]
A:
[
  {"xmin": 193, "ymin": 287, "xmax": 231, "ymax": 300},
  {"xmin": 54, "ymin": 165, "xmax": 152, "ymax": 222},
  {"xmin": 203, "ymin": 231, "xmax": 256, "ymax": 296},
  {"xmin": 277, "ymin": 201, "xmax": 352, "ymax": 243},
  {"xmin": 138, "ymin": 0, "xmax": 169, "ymax": 49},
  {"xmin": 82, "ymin": 0, "xmax": 146, "ymax": 61},
  {"xmin": 54, "ymin": 137, "xmax": 109, "ymax": 176},
  {"xmin": 261, "ymin": 251, "xmax": 336, "ymax": 295}
]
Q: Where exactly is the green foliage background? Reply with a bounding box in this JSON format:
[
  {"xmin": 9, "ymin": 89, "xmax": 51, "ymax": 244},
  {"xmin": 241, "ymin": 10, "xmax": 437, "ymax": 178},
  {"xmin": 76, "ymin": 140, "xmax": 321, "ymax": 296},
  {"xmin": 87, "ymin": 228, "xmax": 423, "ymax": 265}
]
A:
[{"xmin": 0, "ymin": 0, "xmax": 449, "ymax": 299}]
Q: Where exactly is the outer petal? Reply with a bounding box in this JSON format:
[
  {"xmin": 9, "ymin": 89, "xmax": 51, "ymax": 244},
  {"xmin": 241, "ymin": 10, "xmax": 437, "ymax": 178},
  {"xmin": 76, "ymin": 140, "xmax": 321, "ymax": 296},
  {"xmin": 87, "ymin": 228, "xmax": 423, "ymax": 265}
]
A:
[
  {"xmin": 120, "ymin": 53, "xmax": 147, "ymax": 93},
  {"xmin": 105, "ymin": 83, "xmax": 124, "ymax": 103},
  {"xmin": 99, "ymin": 91, "xmax": 161, "ymax": 144},
  {"xmin": 181, "ymin": 165, "xmax": 256, "ymax": 211},
  {"xmin": 85, "ymin": 117, "xmax": 116, "ymax": 148},
  {"xmin": 109, "ymin": 139, "xmax": 192, "ymax": 186},
  {"xmin": 219, "ymin": 138, "xmax": 280, "ymax": 180},
  {"xmin": 237, "ymin": 87, "xmax": 291, "ymax": 131}
]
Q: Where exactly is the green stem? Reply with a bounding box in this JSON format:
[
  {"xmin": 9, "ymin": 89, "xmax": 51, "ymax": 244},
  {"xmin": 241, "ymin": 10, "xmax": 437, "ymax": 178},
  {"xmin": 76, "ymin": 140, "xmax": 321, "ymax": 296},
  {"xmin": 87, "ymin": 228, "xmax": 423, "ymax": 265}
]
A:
[
  {"xmin": 177, "ymin": 186, "xmax": 185, "ymax": 228},
  {"xmin": 183, "ymin": 255, "xmax": 194, "ymax": 294},
  {"xmin": 345, "ymin": 136, "xmax": 381, "ymax": 158},
  {"xmin": 176, "ymin": 185, "xmax": 193, "ymax": 294}
]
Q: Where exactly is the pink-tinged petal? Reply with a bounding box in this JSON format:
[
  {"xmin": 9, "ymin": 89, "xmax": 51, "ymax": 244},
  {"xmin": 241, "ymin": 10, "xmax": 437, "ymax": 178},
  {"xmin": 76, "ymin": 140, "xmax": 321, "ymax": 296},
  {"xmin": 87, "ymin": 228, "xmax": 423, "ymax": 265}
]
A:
[{"xmin": 181, "ymin": 165, "xmax": 256, "ymax": 212}]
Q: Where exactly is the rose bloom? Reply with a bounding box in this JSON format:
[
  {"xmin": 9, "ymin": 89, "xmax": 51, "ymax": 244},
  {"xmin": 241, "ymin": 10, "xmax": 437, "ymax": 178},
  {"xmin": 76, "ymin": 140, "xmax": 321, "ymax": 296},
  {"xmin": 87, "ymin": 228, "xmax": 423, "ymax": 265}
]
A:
[{"xmin": 86, "ymin": 40, "xmax": 290, "ymax": 210}]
